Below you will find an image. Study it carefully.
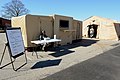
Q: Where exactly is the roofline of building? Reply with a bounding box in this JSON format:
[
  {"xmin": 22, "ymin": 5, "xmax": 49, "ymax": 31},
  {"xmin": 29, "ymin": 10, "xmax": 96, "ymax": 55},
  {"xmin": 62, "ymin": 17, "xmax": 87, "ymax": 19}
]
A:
[
  {"xmin": 83, "ymin": 16, "xmax": 120, "ymax": 23},
  {"xmin": 0, "ymin": 17, "xmax": 11, "ymax": 21}
]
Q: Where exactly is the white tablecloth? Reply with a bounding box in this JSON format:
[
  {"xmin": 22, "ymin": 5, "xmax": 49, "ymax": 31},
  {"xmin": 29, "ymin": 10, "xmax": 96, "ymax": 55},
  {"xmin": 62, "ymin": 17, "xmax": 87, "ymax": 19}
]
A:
[{"xmin": 31, "ymin": 39, "xmax": 61, "ymax": 45}]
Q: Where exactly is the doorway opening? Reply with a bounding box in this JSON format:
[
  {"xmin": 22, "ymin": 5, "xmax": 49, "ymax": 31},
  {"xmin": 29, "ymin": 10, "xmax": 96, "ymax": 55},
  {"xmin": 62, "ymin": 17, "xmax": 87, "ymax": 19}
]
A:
[{"xmin": 87, "ymin": 24, "xmax": 98, "ymax": 38}]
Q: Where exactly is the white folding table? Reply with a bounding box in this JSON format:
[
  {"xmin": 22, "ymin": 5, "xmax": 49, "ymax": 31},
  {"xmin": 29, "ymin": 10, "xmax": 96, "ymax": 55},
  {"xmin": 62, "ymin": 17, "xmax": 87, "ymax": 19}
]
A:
[{"xmin": 31, "ymin": 39, "xmax": 61, "ymax": 58}]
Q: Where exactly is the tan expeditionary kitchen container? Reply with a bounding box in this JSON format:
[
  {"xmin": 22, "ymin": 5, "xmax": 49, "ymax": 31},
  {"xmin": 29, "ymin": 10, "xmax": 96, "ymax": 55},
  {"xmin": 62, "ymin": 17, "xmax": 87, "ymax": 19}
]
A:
[{"xmin": 12, "ymin": 14, "xmax": 82, "ymax": 48}]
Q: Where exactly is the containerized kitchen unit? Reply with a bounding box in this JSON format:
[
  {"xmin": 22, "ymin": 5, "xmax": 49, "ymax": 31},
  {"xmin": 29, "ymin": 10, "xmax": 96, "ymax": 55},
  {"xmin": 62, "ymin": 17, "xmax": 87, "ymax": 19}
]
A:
[{"xmin": 12, "ymin": 14, "xmax": 82, "ymax": 48}]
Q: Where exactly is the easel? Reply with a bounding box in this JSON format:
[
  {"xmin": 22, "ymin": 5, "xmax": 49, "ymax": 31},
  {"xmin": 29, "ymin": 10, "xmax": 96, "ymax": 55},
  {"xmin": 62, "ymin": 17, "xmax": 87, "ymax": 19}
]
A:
[
  {"xmin": 0, "ymin": 27, "xmax": 27, "ymax": 71},
  {"xmin": 0, "ymin": 42, "xmax": 27, "ymax": 71}
]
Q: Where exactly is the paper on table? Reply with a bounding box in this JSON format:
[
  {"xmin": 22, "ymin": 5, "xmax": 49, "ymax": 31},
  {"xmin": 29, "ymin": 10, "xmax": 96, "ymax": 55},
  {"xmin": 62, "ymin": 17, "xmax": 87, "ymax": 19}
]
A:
[{"xmin": 54, "ymin": 35, "xmax": 56, "ymax": 39}]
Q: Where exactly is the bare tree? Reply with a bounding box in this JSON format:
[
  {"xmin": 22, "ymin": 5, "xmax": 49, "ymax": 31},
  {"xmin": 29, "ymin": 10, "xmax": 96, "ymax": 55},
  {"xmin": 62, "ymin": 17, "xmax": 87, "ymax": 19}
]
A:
[{"xmin": 1, "ymin": 0, "xmax": 29, "ymax": 19}]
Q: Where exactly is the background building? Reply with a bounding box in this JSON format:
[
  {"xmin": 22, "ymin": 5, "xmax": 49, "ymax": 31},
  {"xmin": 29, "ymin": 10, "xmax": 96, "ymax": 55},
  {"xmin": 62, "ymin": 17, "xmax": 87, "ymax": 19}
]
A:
[
  {"xmin": 83, "ymin": 16, "xmax": 120, "ymax": 40},
  {"xmin": 0, "ymin": 18, "xmax": 11, "ymax": 32}
]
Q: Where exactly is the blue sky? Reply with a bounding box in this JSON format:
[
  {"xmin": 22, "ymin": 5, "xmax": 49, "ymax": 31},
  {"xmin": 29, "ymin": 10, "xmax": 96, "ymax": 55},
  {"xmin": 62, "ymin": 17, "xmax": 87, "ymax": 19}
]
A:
[{"xmin": 0, "ymin": 0, "xmax": 120, "ymax": 21}]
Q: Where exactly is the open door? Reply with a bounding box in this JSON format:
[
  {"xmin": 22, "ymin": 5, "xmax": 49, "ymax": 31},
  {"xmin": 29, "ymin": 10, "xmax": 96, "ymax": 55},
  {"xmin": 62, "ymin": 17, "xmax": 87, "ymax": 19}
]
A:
[{"xmin": 88, "ymin": 24, "xmax": 98, "ymax": 38}]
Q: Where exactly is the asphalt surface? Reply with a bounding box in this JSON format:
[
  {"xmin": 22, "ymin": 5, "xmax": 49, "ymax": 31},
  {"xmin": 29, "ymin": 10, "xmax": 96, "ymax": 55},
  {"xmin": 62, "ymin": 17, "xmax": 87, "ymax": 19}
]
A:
[
  {"xmin": 41, "ymin": 45, "xmax": 120, "ymax": 80},
  {"xmin": 0, "ymin": 33, "xmax": 120, "ymax": 80}
]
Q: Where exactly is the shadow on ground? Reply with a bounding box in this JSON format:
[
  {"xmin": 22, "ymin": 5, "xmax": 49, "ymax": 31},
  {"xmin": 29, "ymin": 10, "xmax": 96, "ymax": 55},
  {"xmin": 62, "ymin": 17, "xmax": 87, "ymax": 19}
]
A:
[
  {"xmin": 69, "ymin": 39, "xmax": 99, "ymax": 48},
  {"xmin": 49, "ymin": 39, "xmax": 99, "ymax": 50},
  {"xmin": 31, "ymin": 59, "xmax": 62, "ymax": 69},
  {"xmin": 41, "ymin": 45, "xmax": 120, "ymax": 80},
  {"xmin": 49, "ymin": 47, "xmax": 75, "ymax": 57},
  {"xmin": 48, "ymin": 39, "xmax": 99, "ymax": 57}
]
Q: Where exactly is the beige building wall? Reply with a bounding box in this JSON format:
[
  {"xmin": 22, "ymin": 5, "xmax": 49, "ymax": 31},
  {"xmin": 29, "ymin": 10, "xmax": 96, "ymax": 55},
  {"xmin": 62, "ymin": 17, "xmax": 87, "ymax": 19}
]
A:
[
  {"xmin": 12, "ymin": 15, "xmax": 53, "ymax": 47},
  {"xmin": 26, "ymin": 15, "xmax": 53, "ymax": 47},
  {"xmin": 25, "ymin": 15, "xmax": 41, "ymax": 47},
  {"xmin": 83, "ymin": 16, "xmax": 119, "ymax": 40},
  {"xmin": 53, "ymin": 14, "xmax": 74, "ymax": 45},
  {"xmin": 114, "ymin": 23, "xmax": 120, "ymax": 39},
  {"xmin": 73, "ymin": 20, "xmax": 82, "ymax": 40},
  {"xmin": 12, "ymin": 15, "xmax": 28, "ymax": 47}
]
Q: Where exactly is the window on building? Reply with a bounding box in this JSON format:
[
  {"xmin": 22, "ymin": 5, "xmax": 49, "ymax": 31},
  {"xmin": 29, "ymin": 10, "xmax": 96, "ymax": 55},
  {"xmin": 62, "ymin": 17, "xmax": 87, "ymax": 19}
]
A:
[{"xmin": 59, "ymin": 20, "xmax": 69, "ymax": 28}]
